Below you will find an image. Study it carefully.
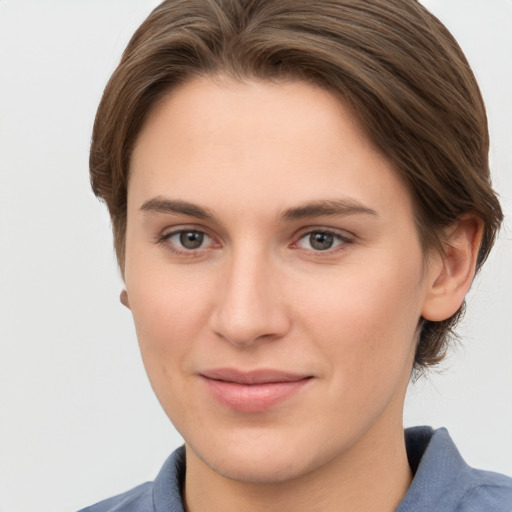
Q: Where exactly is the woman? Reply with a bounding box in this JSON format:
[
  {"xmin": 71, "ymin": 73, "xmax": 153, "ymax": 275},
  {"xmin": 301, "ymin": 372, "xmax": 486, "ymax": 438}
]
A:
[{"xmin": 81, "ymin": 0, "xmax": 511, "ymax": 510}]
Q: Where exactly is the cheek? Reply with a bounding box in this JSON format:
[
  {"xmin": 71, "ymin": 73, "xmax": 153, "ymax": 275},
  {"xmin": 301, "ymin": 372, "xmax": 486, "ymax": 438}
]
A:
[
  {"xmin": 296, "ymin": 256, "xmax": 424, "ymax": 382},
  {"xmin": 126, "ymin": 269, "xmax": 217, "ymax": 426},
  {"xmin": 126, "ymin": 265, "xmax": 216, "ymax": 376}
]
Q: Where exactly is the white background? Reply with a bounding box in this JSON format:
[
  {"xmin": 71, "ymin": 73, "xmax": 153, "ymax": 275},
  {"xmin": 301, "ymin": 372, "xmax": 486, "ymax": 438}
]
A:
[{"xmin": 0, "ymin": 1, "xmax": 511, "ymax": 511}]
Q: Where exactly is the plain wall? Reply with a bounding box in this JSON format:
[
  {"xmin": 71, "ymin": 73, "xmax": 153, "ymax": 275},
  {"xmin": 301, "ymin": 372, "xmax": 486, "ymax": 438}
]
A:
[{"xmin": 0, "ymin": 1, "xmax": 510, "ymax": 511}]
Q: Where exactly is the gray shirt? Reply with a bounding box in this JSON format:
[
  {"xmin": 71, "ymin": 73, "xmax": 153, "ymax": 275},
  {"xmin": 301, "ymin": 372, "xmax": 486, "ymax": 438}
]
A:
[{"xmin": 79, "ymin": 427, "xmax": 512, "ymax": 511}]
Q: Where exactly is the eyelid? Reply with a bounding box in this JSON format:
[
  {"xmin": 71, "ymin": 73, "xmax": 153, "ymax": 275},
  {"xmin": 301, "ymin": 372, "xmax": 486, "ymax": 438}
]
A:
[
  {"xmin": 154, "ymin": 224, "xmax": 354, "ymax": 255},
  {"xmin": 291, "ymin": 226, "xmax": 355, "ymax": 252},
  {"xmin": 294, "ymin": 225, "xmax": 355, "ymax": 241},
  {"xmin": 155, "ymin": 225, "xmax": 220, "ymax": 254}
]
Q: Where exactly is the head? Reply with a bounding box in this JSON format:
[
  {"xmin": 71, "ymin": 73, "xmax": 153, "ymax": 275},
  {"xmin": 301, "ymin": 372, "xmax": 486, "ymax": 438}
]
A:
[
  {"xmin": 90, "ymin": 0, "xmax": 504, "ymax": 488},
  {"xmin": 90, "ymin": 0, "xmax": 502, "ymax": 372}
]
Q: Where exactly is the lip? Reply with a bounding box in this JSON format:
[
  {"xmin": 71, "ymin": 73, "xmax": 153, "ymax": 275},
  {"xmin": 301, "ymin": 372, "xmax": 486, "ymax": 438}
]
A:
[{"xmin": 199, "ymin": 368, "xmax": 313, "ymax": 413}]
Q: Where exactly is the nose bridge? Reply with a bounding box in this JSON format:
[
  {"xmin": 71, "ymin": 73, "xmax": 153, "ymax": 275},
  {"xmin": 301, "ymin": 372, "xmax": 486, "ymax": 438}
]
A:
[{"xmin": 210, "ymin": 241, "xmax": 288, "ymax": 347}]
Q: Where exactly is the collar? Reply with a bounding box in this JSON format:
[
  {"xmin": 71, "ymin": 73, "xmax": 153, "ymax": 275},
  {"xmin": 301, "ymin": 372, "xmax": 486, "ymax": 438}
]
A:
[{"xmin": 151, "ymin": 427, "xmax": 511, "ymax": 512}]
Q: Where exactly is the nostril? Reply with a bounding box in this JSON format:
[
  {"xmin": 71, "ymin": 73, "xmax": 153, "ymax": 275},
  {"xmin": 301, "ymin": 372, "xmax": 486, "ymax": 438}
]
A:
[{"xmin": 207, "ymin": 258, "xmax": 291, "ymax": 346}]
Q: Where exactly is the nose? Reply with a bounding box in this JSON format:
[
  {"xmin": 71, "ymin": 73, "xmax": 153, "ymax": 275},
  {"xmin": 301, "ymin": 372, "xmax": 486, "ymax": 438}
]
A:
[{"xmin": 208, "ymin": 248, "xmax": 291, "ymax": 348}]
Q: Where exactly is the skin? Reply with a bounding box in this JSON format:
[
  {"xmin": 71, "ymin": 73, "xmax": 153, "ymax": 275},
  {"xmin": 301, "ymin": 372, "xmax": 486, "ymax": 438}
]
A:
[{"xmin": 123, "ymin": 76, "xmax": 481, "ymax": 512}]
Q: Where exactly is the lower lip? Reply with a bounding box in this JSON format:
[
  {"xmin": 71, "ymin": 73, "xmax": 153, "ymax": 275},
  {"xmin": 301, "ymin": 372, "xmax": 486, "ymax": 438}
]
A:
[{"xmin": 202, "ymin": 377, "xmax": 311, "ymax": 413}]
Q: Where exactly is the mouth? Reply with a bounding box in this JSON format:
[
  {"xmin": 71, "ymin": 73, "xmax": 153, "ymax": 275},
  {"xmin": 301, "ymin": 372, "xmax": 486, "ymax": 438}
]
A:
[{"xmin": 199, "ymin": 368, "xmax": 313, "ymax": 413}]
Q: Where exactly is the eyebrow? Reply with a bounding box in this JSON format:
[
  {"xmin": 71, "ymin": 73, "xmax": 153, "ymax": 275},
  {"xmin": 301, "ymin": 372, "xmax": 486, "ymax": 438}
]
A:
[
  {"xmin": 281, "ymin": 199, "xmax": 378, "ymax": 221},
  {"xmin": 140, "ymin": 197, "xmax": 215, "ymax": 220},
  {"xmin": 140, "ymin": 196, "xmax": 378, "ymax": 222}
]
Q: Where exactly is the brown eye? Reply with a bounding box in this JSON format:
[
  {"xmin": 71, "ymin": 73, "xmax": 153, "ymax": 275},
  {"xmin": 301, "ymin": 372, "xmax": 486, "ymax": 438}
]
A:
[{"xmin": 179, "ymin": 230, "xmax": 204, "ymax": 249}]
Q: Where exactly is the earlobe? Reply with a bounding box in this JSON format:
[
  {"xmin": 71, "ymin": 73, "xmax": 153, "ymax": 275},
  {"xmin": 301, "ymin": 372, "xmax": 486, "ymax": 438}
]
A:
[
  {"xmin": 421, "ymin": 214, "xmax": 484, "ymax": 322},
  {"xmin": 120, "ymin": 289, "xmax": 131, "ymax": 309}
]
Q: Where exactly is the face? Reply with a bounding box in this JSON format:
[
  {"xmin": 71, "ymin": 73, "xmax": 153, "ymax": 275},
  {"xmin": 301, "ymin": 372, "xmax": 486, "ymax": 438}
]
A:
[{"xmin": 125, "ymin": 76, "xmax": 435, "ymax": 483}]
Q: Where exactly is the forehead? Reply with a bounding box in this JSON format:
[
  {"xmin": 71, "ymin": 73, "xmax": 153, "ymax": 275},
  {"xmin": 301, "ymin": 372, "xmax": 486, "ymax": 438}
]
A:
[{"xmin": 129, "ymin": 76, "xmax": 414, "ymax": 222}]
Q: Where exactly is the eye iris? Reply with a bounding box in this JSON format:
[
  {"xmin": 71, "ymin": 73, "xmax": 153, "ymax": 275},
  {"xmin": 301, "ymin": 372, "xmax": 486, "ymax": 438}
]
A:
[
  {"xmin": 310, "ymin": 232, "xmax": 334, "ymax": 250},
  {"xmin": 179, "ymin": 231, "xmax": 204, "ymax": 249}
]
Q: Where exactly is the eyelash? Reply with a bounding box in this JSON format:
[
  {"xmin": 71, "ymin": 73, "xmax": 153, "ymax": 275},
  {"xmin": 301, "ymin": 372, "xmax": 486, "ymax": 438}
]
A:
[
  {"xmin": 293, "ymin": 229, "xmax": 354, "ymax": 254},
  {"xmin": 155, "ymin": 227, "xmax": 217, "ymax": 256},
  {"xmin": 155, "ymin": 227, "xmax": 354, "ymax": 256}
]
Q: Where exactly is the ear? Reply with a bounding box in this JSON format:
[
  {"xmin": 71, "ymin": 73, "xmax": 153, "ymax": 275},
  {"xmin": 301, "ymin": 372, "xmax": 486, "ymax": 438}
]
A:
[
  {"xmin": 120, "ymin": 289, "xmax": 131, "ymax": 309},
  {"xmin": 421, "ymin": 214, "xmax": 484, "ymax": 322}
]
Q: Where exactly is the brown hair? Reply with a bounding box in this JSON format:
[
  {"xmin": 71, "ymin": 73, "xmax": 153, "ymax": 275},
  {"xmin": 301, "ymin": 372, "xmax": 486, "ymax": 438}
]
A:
[{"xmin": 90, "ymin": 0, "xmax": 503, "ymax": 369}]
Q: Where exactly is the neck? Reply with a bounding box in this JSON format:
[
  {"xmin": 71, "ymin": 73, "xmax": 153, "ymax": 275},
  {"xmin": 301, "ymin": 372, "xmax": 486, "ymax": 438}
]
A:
[{"xmin": 183, "ymin": 419, "xmax": 412, "ymax": 512}]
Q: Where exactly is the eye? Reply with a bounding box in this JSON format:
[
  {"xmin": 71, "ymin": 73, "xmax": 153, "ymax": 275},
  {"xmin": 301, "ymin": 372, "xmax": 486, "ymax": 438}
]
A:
[
  {"xmin": 295, "ymin": 230, "xmax": 350, "ymax": 252},
  {"xmin": 175, "ymin": 230, "xmax": 205, "ymax": 250},
  {"xmin": 159, "ymin": 229, "xmax": 214, "ymax": 253}
]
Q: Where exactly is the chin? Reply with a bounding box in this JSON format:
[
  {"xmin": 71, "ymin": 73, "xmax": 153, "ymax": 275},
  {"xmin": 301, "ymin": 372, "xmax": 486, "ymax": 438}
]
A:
[
  {"xmin": 201, "ymin": 449, "xmax": 308, "ymax": 484},
  {"xmin": 185, "ymin": 428, "xmax": 335, "ymax": 485}
]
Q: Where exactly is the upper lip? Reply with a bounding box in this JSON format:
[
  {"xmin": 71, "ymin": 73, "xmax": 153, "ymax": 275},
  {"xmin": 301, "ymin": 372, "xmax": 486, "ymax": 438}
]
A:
[{"xmin": 200, "ymin": 368, "xmax": 312, "ymax": 385}]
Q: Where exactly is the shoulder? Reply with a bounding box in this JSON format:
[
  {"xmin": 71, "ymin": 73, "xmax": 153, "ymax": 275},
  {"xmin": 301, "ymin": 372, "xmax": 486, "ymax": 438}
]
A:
[
  {"xmin": 78, "ymin": 482, "xmax": 153, "ymax": 512},
  {"xmin": 456, "ymin": 467, "xmax": 512, "ymax": 511},
  {"xmin": 399, "ymin": 427, "xmax": 512, "ymax": 512},
  {"xmin": 77, "ymin": 446, "xmax": 187, "ymax": 512}
]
